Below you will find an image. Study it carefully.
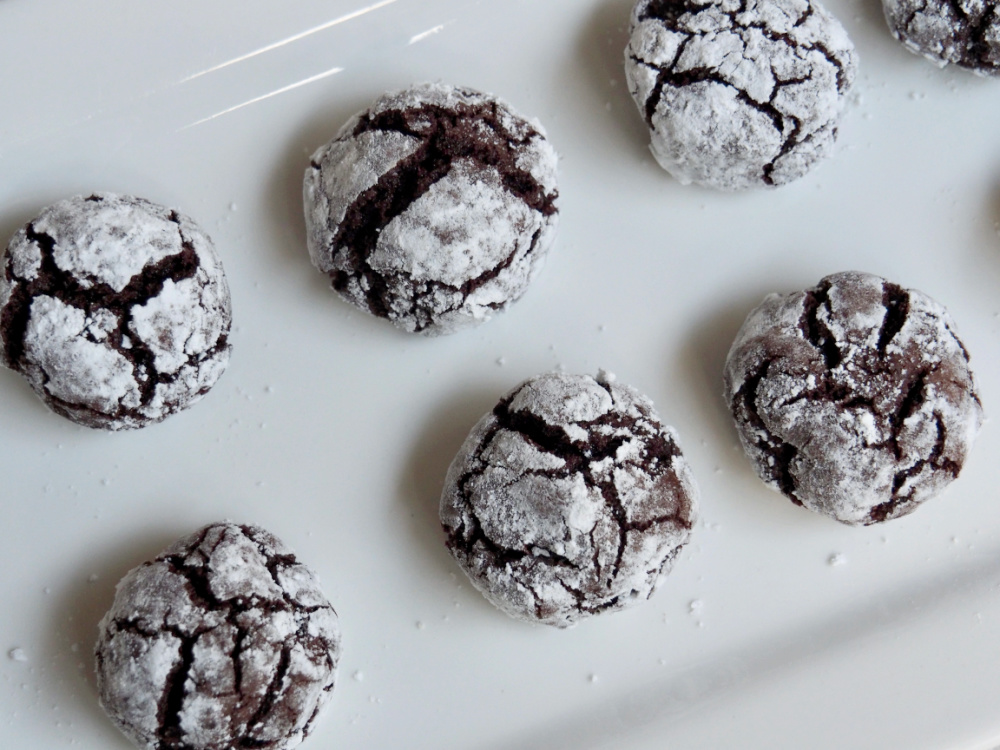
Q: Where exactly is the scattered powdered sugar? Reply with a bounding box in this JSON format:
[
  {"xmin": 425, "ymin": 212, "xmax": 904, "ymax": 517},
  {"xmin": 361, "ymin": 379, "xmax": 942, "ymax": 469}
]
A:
[
  {"xmin": 441, "ymin": 371, "xmax": 698, "ymax": 627},
  {"xmin": 94, "ymin": 522, "xmax": 341, "ymax": 750},
  {"xmin": 725, "ymin": 271, "xmax": 984, "ymax": 525},
  {"xmin": 303, "ymin": 82, "xmax": 559, "ymax": 335},
  {"xmin": 7, "ymin": 647, "xmax": 28, "ymax": 663},
  {"xmin": 625, "ymin": 0, "xmax": 857, "ymax": 189},
  {"xmin": 0, "ymin": 193, "xmax": 232, "ymax": 430}
]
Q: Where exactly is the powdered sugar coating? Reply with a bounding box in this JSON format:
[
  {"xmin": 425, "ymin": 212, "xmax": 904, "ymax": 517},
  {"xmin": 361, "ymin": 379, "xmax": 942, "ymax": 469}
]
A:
[
  {"xmin": 303, "ymin": 82, "xmax": 559, "ymax": 335},
  {"xmin": 95, "ymin": 522, "xmax": 341, "ymax": 750},
  {"xmin": 882, "ymin": 0, "xmax": 1000, "ymax": 75},
  {"xmin": 441, "ymin": 371, "xmax": 698, "ymax": 627},
  {"xmin": 0, "ymin": 193, "xmax": 231, "ymax": 430},
  {"xmin": 724, "ymin": 271, "xmax": 984, "ymax": 525},
  {"xmin": 625, "ymin": 0, "xmax": 857, "ymax": 190}
]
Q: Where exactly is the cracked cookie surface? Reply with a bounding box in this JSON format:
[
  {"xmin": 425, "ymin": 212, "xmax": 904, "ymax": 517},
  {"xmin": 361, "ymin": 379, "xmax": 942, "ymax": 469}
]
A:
[
  {"xmin": 95, "ymin": 522, "xmax": 341, "ymax": 750},
  {"xmin": 0, "ymin": 193, "xmax": 231, "ymax": 430},
  {"xmin": 303, "ymin": 82, "xmax": 559, "ymax": 335},
  {"xmin": 624, "ymin": 0, "xmax": 857, "ymax": 190},
  {"xmin": 882, "ymin": 0, "xmax": 1000, "ymax": 75},
  {"xmin": 440, "ymin": 371, "xmax": 698, "ymax": 627},
  {"xmin": 724, "ymin": 271, "xmax": 983, "ymax": 526}
]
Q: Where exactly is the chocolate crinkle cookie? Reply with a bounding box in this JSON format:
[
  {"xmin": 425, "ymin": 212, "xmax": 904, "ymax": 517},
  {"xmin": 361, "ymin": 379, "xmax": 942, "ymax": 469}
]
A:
[
  {"xmin": 95, "ymin": 522, "xmax": 341, "ymax": 750},
  {"xmin": 625, "ymin": 0, "xmax": 858, "ymax": 190},
  {"xmin": 882, "ymin": 0, "xmax": 1000, "ymax": 75},
  {"xmin": 440, "ymin": 371, "xmax": 698, "ymax": 628},
  {"xmin": 0, "ymin": 193, "xmax": 231, "ymax": 430},
  {"xmin": 724, "ymin": 271, "xmax": 984, "ymax": 526},
  {"xmin": 303, "ymin": 82, "xmax": 559, "ymax": 335}
]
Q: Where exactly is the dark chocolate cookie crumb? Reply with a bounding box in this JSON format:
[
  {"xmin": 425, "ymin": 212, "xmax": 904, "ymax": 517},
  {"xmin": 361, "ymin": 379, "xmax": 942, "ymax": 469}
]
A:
[
  {"xmin": 0, "ymin": 193, "xmax": 232, "ymax": 430},
  {"xmin": 303, "ymin": 82, "xmax": 559, "ymax": 335},
  {"xmin": 724, "ymin": 271, "xmax": 984, "ymax": 525},
  {"xmin": 624, "ymin": 0, "xmax": 858, "ymax": 189},
  {"xmin": 440, "ymin": 371, "xmax": 698, "ymax": 627},
  {"xmin": 95, "ymin": 522, "xmax": 341, "ymax": 750},
  {"xmin": 882, "ymin": 0, "xmax": 1000, "ymax": 75}
]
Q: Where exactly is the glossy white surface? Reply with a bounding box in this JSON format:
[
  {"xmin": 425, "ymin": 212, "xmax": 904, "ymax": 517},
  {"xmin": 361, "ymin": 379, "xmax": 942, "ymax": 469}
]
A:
[{"xmin": 1, "ymin": 1, "xmax": 999, "ymax": 748}]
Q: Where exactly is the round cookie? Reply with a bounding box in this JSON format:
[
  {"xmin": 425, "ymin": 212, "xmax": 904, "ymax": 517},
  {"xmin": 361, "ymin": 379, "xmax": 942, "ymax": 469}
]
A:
[
  {"xmin": 624, "ymin": 0, "xmax": 858, "ymax": 190},
  {"xmin": 882, "ymin": 0, "xmax": 1000, "ymax": 76},
  {"xmin": 303, "ymin": 82, "xmax": 559, "ymax": 335},
  {"xmin": 0, "ymin": 193, "xmax": 232, "ymax": 430},
  {"xmin": 440, "ymin": 371, "xmax": 698, "ymax": 627},
  {"xmin": 724, "ymin": 271, "xmax": 983, "ymax": 526},
  {"xmin": 95, "ymin": 522, "xmax": 341, "ymax": 750}
]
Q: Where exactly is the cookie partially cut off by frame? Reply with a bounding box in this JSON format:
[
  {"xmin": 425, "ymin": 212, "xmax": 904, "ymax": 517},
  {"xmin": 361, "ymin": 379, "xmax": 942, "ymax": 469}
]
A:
[
  {"xmin": 303, "ymin": 82, "xmax": 559, "ymax": 335},
  {"xmin": 0, "ymin": 193, "xmax": 231, "ymax": 430},
  {"xmin": 95, "ymin": 522, "xmax": 342, "ymax": 750},
  {"xmin": 440, "ymin": 371, "xmax": 698, "ymax": 628},
  {"xmin": 724, "ymin": 271, "xmax": 984, "ymax": 526},
  {"xmin": 882, "ymin": 0, "xmax": 1000, "ymax": 76},
  {"xmin": 625, "ymin": 0, "xmax": 857, "ymax": 190}
]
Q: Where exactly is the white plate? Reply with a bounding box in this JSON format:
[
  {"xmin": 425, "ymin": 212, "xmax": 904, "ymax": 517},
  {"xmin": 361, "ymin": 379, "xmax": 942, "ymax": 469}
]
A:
[{"xmin": 2, "ymin": 1, "xmax": 1000, "ymax": 748}]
